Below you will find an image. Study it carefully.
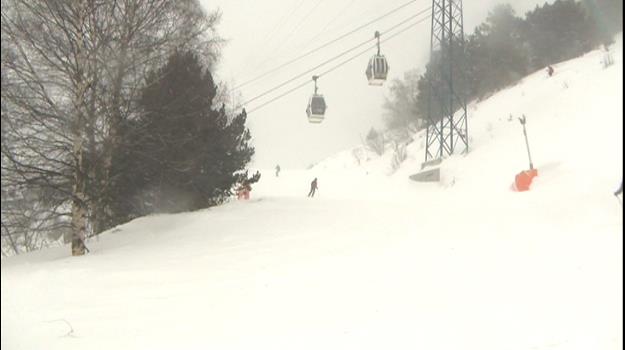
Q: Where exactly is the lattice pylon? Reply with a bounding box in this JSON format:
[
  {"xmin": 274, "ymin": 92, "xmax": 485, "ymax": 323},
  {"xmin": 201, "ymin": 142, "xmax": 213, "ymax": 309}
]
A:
[{"xmin": 424, "ymin": 0, "xmax": 468, "ymax": 163}]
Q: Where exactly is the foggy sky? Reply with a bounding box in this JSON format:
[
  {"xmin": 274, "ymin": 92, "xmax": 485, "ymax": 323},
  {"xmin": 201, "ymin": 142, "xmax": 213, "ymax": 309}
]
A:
[{"xmin": 199, "ymin": 0, "xmax": 553, "ymax": 169}]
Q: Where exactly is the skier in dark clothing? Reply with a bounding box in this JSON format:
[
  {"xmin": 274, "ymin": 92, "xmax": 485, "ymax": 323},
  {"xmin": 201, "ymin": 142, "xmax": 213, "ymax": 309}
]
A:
[
  {"xmin": 615, "ymin": 181, "xmax": 623, "ymax": 196},
  {"xmin": 547, "ymin": 65, "xmax": 554, "ymax": 77},
  {"xmin": 308, "ymin": 178, "xmax": 318, "ymax": 197},
  {"xmin": 275, "ymin": 164, "xmax": 281, "ymax": 177}
]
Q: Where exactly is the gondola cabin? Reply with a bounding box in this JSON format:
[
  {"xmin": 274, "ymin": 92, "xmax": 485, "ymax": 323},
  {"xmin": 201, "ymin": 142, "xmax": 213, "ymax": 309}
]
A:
[
  {"xmin": 366, "ymin": 31, "xmax": 389, "ymax": 86},
  {"xmin": 366, "ymin": 54, "xmax": 389, "ymax": 86},
  {"xmin": 306, "ymin": 75, "xmax": 326, "ymax": 124},
  {"xmin": 306, "ymin": 94, "xmax": 326, "ymax": 124}
]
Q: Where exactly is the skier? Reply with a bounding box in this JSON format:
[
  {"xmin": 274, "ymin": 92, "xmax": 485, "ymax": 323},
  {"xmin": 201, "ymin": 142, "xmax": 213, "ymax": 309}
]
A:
[
  {"xmin": 546, "ymin": 65, "xmax": 554, "ymax": 77},
  {"xmin": 237, "ymin": 182, "xmax": 252, "ymax": 200},
  {"xmin": 236, "ymin": 183, "xmax": 245, "ymax": 200},
  {"xmin": 275, "ymin": 164, "xmax": 281, "ymax": 177},
  {"xmin": 615, "ymin": 181, "xmax": 623, "ymax": 197},
  {"xmin": 245, "ymin": 182, "xmax": 252, "ymax": 200},
  {"xmin": 308, "ymin": 178, "xmax": 318, "ymax": 198}
]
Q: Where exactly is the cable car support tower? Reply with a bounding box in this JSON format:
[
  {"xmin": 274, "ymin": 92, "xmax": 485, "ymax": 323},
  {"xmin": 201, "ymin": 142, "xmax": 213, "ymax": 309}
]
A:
[{"xmin": 423, "ymin": 0, "xmax": 468, "ymax": 167}]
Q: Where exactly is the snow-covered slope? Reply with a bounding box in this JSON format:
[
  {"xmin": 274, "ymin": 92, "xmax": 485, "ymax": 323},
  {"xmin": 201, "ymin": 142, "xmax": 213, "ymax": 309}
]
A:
[
  {"xmin": 2, "ymin": 39, "xmax": 622, "ymax": 350},
  {"xmin": 313, "ymin": 38, "xmax": 623, "ymax": 190}
]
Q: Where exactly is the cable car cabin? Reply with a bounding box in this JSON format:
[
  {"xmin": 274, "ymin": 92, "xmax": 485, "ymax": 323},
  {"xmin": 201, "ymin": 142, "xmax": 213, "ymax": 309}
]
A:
[
  {"xmin": 366, "ymin": 55, "xmax": 389, "ymax": 86},
  {"xmin": 306, "ymin": 94, "xmax": 326, "ymax": 123}
]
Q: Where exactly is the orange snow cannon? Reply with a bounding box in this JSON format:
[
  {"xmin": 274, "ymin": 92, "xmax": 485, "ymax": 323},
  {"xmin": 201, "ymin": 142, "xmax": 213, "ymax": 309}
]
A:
[
  {"xmin": 513, "ymin": 115, "xmax": 538, "ymax": 192},
  {"xmin": 514, "ymin": 168, "xmax": 538, "ymax": 191}
]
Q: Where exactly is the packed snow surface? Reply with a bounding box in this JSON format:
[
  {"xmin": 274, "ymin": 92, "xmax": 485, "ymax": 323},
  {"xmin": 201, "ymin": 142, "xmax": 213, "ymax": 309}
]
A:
[{"xmin": 2, "ymin": 40, "xmax": 622, "ymax": 349}]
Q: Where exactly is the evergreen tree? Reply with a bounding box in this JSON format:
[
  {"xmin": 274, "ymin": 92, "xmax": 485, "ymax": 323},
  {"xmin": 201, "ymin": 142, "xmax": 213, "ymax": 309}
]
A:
[
  {"xmin": 414, "ymin": 39, "xmax": 468, "ymax": 126},
  {"xmin": 386, "ymin": 0, "xmax": 617, "ymax": 136},
  {"xmin": 581, "ymin": 0, "xmax": 622, "ymax": 46},
  {"xmin": 112, "ymin": 50, "xmax": 258, "ymax": 221},
  {"xmin": 522, "ymin": 0, "xmax": 597, "ymax": 69},
  {"xmin": 466, "ymin": 4, "xmax": 529, "ymax": 100},
  {"xmin": 382, "ymin": 69, "xmax": 422, "ymax": 132}
]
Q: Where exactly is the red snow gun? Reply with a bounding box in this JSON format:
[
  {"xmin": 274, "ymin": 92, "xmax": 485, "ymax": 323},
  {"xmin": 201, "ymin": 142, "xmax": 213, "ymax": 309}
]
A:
[{"xmin": 513, "ymin": 115, "xmax": 538, "ymax": 192}]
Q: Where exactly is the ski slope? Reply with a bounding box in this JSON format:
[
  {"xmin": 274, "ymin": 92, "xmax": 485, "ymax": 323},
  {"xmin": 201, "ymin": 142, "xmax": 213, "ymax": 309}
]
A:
[{"xmin": 1, "ymin": 39, "xmax": 622, "ymax": 350}]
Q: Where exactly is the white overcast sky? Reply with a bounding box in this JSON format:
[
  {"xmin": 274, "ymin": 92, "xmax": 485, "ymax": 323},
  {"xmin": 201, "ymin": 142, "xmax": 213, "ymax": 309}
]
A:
[{"xmin": 198, "ymin": 0, "xmax": 553, "ymax": 169}]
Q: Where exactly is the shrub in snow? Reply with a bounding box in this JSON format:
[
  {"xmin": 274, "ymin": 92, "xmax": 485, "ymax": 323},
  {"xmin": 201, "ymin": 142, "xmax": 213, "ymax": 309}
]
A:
[
  {"xmin": 391, "ymin": 142, "xmax": 408, "ymax": 172},
  {"xmin": 365, "ymin": 127, "xmax": 385, "ymax": 156}
]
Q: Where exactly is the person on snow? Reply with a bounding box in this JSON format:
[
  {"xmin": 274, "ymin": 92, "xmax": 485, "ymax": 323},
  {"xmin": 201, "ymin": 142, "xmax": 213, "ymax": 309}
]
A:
[
  {"xmin": 275, "ymin": 164, "xmax": 281, "ymax": 177},
  {"xmin": 237, "ymin": 182, "xmax": 252, "ymax": 200},
  {"xmin": 546, "ymin": 65, "xmax": 554, "ymax": 77},
  {"xmin": 308, "ymin": 178, "xmax": 318, "ymax": 198}
]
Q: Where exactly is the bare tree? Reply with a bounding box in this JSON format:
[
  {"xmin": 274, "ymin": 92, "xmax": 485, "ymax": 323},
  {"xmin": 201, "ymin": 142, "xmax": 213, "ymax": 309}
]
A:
[
  {"xmin": 1, "ymin": 0, "xmax": 222, "ymax": 256},
  {"xmin": 390, "ymin": 141, "xmax": 408, "ymax": 173}
]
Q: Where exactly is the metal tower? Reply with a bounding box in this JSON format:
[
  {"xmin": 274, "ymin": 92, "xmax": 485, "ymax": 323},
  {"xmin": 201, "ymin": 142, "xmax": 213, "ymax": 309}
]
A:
[{"xmin": 424, "ymin": 0, "xmax": 468, "ymax": 163}]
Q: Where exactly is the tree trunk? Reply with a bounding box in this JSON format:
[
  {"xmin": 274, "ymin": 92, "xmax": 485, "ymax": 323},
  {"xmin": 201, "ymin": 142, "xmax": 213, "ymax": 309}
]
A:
[{"xmin": 71, "ymin": 0, "xmax": 89, "ymax": 256}]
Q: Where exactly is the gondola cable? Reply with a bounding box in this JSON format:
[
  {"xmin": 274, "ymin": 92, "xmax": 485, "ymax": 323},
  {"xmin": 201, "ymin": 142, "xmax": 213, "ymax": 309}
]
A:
[
  {"xmin": 246, "ymin": 14, "xmax": 429, "ymax": 115},
  {"xmin": 240, "ymin": 10, "xmax": 428, "ymax": 107},
  {"xmin": 144, "ymin": 7, "xmax": 431, "ymax": 120},
  {"xmin": 233, "ymin": 0, "xmax": 426, "ymax": 91}
]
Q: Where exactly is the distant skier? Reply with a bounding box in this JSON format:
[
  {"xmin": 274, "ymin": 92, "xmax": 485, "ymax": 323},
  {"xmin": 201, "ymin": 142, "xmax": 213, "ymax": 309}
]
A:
[
  {"xmin": 237, "ymin": 182, "xmax": 251, "ymax": 200},
  {"xmin": 615, "ymin": 181, "xmax": 623, "ymax": 197},
  {"xmin": 308, "ymin": 178, "xmax": 318, "ymax": 197},
  {"xmin": 275, "ymin": 164, "xmax": 281, "ymax": 177},
  {"xmin": 546, "ymin": 65, "xmax": 554, "ymax": 77}
]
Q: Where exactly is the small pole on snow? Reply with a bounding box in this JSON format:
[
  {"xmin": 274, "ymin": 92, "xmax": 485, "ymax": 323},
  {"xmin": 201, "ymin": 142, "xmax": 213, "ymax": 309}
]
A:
[{"xmin": 519, "ymin": 114, "xmax": 534, "ymax": 170}]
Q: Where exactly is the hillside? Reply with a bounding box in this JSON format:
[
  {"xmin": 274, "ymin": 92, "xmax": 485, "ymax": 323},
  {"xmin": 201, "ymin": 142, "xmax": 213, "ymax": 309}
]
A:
[{"xmin": 1, "ymin": 38, "xmax": 622, "ymax": 350}]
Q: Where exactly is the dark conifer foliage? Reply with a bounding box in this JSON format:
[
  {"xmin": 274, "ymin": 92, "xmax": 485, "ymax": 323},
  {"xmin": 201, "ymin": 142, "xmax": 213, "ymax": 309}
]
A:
[
  {"xmin": 384, "ymin": 0, "xmax": 622, "ymax": 132},
  {"xmin": 112, "ymin": 50, "xmax": 258, "ymax": 221},
  {"xmin": 468, "ymin": 4, "xmax": 530, "ymax": 99},
  {"xmin": 582, "ymin": 0, "xmax": 623, "ymax": 45},
  {"xmin": 522, "ymin": 0, "xmax": 598, "ymax": 70}
]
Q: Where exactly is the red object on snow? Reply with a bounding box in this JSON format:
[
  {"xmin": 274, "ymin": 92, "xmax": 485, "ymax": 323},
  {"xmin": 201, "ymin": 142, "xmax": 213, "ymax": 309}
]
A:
[
  {"xmin": 514, "ymin": 169, "xmax": 538, "ymax": 191},
  {"xmin": 237, "ymin": 185, "xmax": 251, "ymax": 200}
]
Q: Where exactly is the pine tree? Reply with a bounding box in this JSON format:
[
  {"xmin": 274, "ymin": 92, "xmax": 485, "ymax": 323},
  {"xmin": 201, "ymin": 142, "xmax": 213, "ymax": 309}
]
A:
[
  {"xmin": 466, "ymin": 4, "xmax": 529, "ymax": 99},
  {"xmin": 111, "ymin": 50, "xmax": 258, "ymax": 221},
  {"xmin": 382, "ymin": 69, "xmax": 422, "ymax": 132},
  {"xmin": 522, "ymin": 0, "xmax": 597, "ymax": 69}
]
